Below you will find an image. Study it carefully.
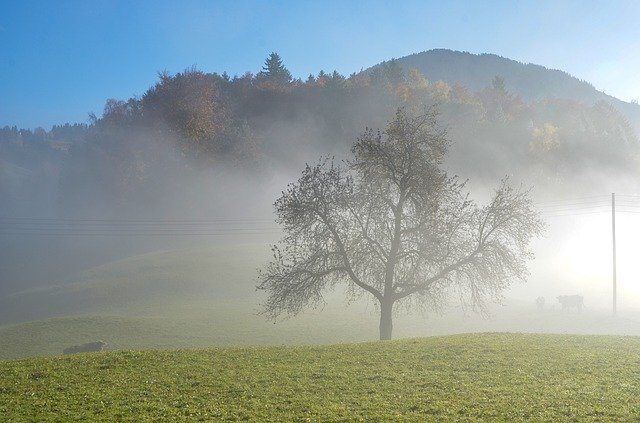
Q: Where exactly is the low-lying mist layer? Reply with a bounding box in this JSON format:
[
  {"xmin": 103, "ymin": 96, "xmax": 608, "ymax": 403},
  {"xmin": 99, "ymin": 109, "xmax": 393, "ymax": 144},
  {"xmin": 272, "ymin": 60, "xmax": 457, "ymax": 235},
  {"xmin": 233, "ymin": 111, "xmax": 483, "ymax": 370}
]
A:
[
  {"xmin": 2, "ymin": 50, "xmax": 640, "ymax": 336},
  {"xmin": 3, "ymin": 245, "xmax": 640, "ymax": 360}
]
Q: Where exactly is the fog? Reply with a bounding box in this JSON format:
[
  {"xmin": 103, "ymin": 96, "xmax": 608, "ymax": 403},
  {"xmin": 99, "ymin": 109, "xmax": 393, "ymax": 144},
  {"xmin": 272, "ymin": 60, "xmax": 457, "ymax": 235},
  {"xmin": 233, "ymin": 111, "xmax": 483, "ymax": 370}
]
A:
[{"xmin": 2, "ymin": 60, "xmax": 640, "ymax": 358}]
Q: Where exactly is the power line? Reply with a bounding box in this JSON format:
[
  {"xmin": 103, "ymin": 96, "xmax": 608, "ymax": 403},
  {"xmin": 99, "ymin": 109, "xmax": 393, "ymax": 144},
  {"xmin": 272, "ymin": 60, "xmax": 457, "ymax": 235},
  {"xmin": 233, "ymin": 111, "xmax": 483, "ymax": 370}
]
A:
[
  {"xmin": 611, "ymin": 197, "xmax": 640, "ymax": 201},
  {"xmin": 0, "ymin": 215, "xmax": 283, "ymax": 237},
  {"xmin": 536, "ymin": 200, "xmax": 610, "ymax": 208},
  {"xmin": 0, "ymin": 217, "xmax": 273, "ymax": 223},
  {"xmin": 538, "ymin": 204, "xmax": 611, "ymax": 212},
  {"xmin": 0, "ymin": 232, "xmax": 282, "ymax": 237},
  {"xmin": 541, "ymin": 211, "xmax": 610, "ymax": 218},
  {"xmin": 533, "ymin": 195, "xmax": 610, "ymax": 205},
  {"xmin": 2, "ymin": 193, "xmax": 640, "ymax": 232}
]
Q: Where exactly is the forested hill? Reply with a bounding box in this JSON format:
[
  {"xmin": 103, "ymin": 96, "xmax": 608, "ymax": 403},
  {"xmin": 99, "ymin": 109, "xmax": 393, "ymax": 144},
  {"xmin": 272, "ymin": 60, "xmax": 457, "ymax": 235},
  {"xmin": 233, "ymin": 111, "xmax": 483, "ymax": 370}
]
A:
[
  {"xmin": 389, "ymin": 49, "xmax": 640, "ymax": 129},
  {"xmin": 2, "ymin": 51, "xmax": 640, "ymax": 295},
  {"xmin": 3, "ymin": 51, "xmax": 639, "ymax": 221}
]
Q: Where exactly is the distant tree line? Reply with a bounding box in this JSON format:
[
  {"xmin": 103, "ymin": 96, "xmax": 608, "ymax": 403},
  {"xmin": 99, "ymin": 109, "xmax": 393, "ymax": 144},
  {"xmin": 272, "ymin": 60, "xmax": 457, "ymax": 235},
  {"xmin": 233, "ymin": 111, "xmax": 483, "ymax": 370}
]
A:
[{"xmin": 2, "ymin": 52, "xmax": 638, "ymax": 217}]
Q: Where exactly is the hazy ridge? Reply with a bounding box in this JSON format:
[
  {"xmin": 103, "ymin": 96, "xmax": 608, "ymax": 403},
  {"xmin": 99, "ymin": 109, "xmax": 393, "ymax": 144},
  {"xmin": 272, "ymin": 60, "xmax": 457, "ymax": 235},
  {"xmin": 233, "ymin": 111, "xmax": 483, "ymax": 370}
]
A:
[{"xmin": 391, "ymin": 49, "xmax": 640, "ymax": 129}]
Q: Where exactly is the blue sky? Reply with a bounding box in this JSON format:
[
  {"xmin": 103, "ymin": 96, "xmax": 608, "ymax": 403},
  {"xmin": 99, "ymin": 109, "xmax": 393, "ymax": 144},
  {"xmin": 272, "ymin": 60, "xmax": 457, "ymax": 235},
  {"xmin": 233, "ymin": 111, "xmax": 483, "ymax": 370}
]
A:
[{"xmin": 1, "ymin": 0, "xmax": 639, "ymax": 129}]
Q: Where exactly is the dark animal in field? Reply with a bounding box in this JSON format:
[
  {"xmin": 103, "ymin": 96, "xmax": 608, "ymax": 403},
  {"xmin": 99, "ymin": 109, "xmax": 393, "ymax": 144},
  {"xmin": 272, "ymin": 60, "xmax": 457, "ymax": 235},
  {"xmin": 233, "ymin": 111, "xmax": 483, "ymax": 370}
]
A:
[
  {"xmin": 63, "ymin": 341, "xmax": 107, "ymax": 355},
  {"xmin": 536, "ymin": 296, "xmax": 545, "ymax": 310},
  {"xmin": 557, "ymin": 295, "xmax": 583, "ymax": 311}
]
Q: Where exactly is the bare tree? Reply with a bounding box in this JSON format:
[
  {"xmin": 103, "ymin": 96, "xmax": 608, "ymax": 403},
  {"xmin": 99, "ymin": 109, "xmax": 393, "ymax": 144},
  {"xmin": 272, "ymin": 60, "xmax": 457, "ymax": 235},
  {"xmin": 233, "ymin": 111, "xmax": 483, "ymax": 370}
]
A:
[{"xmin": 258, "ymin": 107, "xmax": 544, "ymax": 340}]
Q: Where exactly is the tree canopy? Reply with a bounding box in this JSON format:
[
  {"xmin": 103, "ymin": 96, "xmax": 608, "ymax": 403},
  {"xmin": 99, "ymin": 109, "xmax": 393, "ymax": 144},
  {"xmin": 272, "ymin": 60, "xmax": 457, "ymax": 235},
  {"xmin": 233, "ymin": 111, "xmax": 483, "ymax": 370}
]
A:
[
  {"xmin": 258, "ymin": 108, "xmax": 545, "ymax": 340},
  {"xmin": 3, "ymin": 53, "xmax": 638, "ymax": 220},
  {"xmin": 257, "ymin": 52, "xmax": 292, "ymax": 85}
]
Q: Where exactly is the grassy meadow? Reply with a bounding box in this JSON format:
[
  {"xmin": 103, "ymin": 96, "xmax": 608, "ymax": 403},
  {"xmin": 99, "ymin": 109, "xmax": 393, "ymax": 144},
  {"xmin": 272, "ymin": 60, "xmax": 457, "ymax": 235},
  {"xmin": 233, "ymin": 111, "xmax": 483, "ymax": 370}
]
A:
[
  {"xmin": 3, "ymin": 245, "xmax": 640, "ymax": 420},
  {"xmin": 0, "ymin": 243, "xmax": 387, "ymax": 359},
  {"xmin": 3, "ymin": 244, "xmax": 640, "ymax": 360},
  {"xmin": 2, "ymin": 333, "xmax": 640, "ymax": 421}
]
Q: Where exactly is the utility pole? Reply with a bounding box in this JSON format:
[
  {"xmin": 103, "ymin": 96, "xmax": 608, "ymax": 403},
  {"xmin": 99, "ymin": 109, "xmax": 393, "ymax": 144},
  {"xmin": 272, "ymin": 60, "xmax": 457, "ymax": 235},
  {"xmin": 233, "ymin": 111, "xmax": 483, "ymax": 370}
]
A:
[{"xmin": 612, "ymin": 192, "xmax": 617, "ymax": 316}]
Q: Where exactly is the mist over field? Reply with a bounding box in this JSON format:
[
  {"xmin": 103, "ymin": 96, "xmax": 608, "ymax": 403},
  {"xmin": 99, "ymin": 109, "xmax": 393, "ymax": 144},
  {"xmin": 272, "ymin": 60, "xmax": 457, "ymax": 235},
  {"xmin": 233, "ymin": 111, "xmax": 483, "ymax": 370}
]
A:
[
  {"xmin": 2, "ymin": 47, "xmax": 640, "ymax": 359},
  {"xmin": 6, "ymin": 3, "xmax": 640, "ymax": 421},
  {"xmin": 6, "ymin": 0, "xmax": 640, "ymax": 422}
]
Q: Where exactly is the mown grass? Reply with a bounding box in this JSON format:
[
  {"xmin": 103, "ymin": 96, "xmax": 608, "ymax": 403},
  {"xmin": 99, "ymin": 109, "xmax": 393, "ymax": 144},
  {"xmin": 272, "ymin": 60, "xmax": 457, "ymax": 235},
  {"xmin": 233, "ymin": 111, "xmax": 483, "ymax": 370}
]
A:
[{"xmin": 1, "ymin": 333, "xmax": 640, "ymax": 421}]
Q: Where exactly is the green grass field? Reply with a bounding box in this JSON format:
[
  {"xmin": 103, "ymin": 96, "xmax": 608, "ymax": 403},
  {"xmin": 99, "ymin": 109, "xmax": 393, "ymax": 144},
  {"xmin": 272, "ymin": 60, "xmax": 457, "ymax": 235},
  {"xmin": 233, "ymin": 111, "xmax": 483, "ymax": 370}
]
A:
[
  {"xmin": 0, "ymin": 304, "xmax": 385, "ymax": 360},
  {"xmin": 2, "ymin": 333, "xmax": 639, "ymax": 422}
]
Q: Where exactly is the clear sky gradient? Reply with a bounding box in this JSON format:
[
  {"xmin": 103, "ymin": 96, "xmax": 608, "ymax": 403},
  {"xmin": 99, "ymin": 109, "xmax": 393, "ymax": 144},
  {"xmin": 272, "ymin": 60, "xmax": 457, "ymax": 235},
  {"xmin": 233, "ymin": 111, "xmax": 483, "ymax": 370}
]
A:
[{"xmin": 1, "ymin": 0, "xmax": 639, "ymax": 129}]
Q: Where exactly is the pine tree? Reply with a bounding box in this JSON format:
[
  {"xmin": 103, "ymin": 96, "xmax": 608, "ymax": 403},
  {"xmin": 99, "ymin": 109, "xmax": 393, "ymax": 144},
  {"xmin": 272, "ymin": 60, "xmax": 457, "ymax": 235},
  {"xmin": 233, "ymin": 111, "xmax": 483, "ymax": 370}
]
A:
[{"xmin": 258, "ymin": 52, "xmax": 292, "ymax": 85}]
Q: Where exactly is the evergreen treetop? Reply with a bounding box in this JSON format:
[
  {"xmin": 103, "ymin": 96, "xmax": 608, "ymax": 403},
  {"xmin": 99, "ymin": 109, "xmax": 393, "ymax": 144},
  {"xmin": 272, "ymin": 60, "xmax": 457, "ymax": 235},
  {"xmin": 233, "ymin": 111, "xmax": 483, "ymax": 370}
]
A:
[{"xmin": 258, "ymin": 52, "xmax": 292, "ymax": 85}]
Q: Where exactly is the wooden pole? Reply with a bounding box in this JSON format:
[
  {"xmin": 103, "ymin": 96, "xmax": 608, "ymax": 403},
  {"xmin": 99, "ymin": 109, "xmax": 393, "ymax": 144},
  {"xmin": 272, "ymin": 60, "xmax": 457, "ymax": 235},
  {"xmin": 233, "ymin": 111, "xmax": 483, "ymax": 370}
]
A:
[{"xmin": 612, "ymin": 192, "xmax": 617, "ymax": 316}]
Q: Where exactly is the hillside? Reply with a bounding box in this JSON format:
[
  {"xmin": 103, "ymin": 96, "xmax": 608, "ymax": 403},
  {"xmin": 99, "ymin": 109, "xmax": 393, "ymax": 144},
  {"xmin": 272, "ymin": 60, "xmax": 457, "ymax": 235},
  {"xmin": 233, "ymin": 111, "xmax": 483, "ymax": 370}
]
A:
[
  {"xmin": 3, "ymin": 49, "xmax": 639, "ymax": 228},
  {"xmin": 392, "ymin": 49, "xmax": 640, "ymax": 129},
  {"xmin": 2, "ymin": 333, "xmax": 640, "ymax": 421},
  {"xmin": 0, "ymin": 244, "xmax": 269, "ymax": 324},
  {"xmin": 0, "ymin": 159, "xmax": 31, "ymax": 183}
]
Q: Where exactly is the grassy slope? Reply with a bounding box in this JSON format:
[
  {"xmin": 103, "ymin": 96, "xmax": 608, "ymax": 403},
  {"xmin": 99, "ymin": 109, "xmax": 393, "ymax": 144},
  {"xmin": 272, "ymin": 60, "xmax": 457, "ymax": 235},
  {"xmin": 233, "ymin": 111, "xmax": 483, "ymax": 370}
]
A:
[
  {"xmin": 5, "ymin": 244, "xmax": 640, "ymax": 361},
  {"xmin": 0, "ymin": 242, "xmax": 385, "ymax": 359},
  {"xmin": 2, "ymin": 333, "xmax": 640, "ymax": 421},
  {"xmin": 0, "ymin": 243, "xmax": 495, "ymax": 359},
  {"xmin": 0, "ymin": 244, "xmax": 269, "ymax": 323},
  {"xmin": 0, "ymin": 305, "xmax": 384, "ymax": 360}
]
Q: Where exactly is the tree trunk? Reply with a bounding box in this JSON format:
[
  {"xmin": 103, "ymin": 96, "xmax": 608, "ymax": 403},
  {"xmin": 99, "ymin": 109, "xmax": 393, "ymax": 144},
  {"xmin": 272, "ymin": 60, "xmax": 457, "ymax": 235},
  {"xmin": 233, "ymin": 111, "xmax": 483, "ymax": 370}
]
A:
[{"xmin": 379, "ymin": 298, "xmax": 393, "ymax": 340}]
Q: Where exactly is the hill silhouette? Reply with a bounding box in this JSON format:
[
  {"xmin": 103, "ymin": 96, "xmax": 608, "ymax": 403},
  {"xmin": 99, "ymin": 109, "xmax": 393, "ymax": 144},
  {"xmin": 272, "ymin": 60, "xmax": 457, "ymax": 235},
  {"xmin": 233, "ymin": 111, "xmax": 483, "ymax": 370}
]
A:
[{"xmin": 389, "ymin": 49, "xmax": 640, "ymax": 129}]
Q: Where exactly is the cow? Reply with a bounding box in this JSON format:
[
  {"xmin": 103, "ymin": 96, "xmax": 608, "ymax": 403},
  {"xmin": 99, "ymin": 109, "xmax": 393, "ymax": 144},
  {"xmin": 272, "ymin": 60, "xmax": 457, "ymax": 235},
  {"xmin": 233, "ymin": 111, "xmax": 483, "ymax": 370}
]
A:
[
  {"xmin": 63, "ymin": 341, "xmax": 107, "ymax": 355},
  {"xmin": 557, "ymin": 295, "xmax": 584, "ymax": 312},
  {"xmin": 535, "ymin": 296, "xmax": 545, "ymax": 310}
]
